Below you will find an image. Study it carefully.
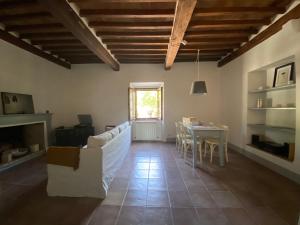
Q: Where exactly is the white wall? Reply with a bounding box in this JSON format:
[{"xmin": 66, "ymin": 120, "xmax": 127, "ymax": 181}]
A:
[
  {"xmin": 66, "ymin": 62, "xmax": 221, "ymax": 140},
  {"xmin": 0, "ymin": 40, "xmax": 73, "ymax": 128},
  {"xmin": 220, "ymin": 19, "xmax": 300, "ymax": 175}
]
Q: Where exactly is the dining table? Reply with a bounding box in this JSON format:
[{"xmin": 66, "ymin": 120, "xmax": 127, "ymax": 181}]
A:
[{"xmin": 185, "ymin": 124, "xmax": 226, "ymax": 167}]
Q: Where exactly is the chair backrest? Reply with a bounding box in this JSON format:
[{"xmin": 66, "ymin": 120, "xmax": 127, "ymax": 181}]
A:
[
  {"xmin": 178, "ymin": 122, "xmax": 188, "ymax": 139},
  {"xmin": 182, "ymin": 125, "xmax": 189, "ymax": 139}
]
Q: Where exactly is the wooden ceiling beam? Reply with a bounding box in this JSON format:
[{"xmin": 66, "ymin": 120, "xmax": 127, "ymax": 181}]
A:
[
  {"xmin": 186, "ymin": 28, "xmax": 258, "ymax": 36},
  {"xmin": 118, "ymin": 57, "xmax": 220, "ymax": 63},
  {"xmin": 107, "ymin": 45, "xmax": 167, "ymax": 50},
  {"xmin": 179, "ymin": 48, "xmax": 232, "ymax": 53},
  {"xmin": 0, "ymin": 1, "xmax": 43, "ymax": 15},
  {"xmin": 112, "ymin": 51, "xmax": 167, "ymax": 54},
  {"xmin": 51, "ymin": 50, "xmax": 92, "ymax": 54},
  {"xmin": 182, "ymin": 43, "xmax": 240, "ymax": 50},
  {"xmin": 106, "ymin": 43, "xmax": 168, "ymax": 46},
  {"xmin": 97, "ymin": 30, "xmax": 255, "ymax": 40},
  {"xmin": 175, "ymin": 58, "xmax": 220, "ymax": 62},
  {"xmin": 69, "ymin": 59, "xmax": 102, "ymax": 64},
  {"xmin": 102, "ymin": 37, "xmax": 247, "ymax": 43},
  {"xmin": 165, "ymin": 0, "xmax": 197, "ymax": 70},
  {"xmin": 69, "ymin": 0, "xmax": 176, "ymax": 2},
  {"xmin": 56, "ymin": 53, "xmax": 96, "ymax": 57},
  {"xmin": 110, "ymin": 49, "xmax": 229, "ymax": 55},
  {"xmin": 103, "ymin": 40, "xmax": 169, "ymax": 44},
  {"xmin": 35, "ymin": 43, "xmax": 85, "ymax": 47},
  {"xmin": 0, "ymin": 12, "xmax": 52, "ymax": 23},
  {"xmin": 187, "ymin": 37, "xmax": 248, "ymax": 43},
  {"xmin": 97, "ymin": 31, "xmax": 171, "ymax": 36},
  {"xmin": 0, "ymin": 28, "xmax": 70, "ymax": 69},
  {"xmin": 66, "ymin": 57, "xmax": 102, "ymax": 64},
  {"xmin": 20, "ymin": 32, "xmax": 75, "ymax": 40},
  {"xmin": 95, "ymin": 28, "xmax": 172, "ymax": 32},
  {"xmin": 101, "ymin": 35, "xmax": 170, "ymax": 40},
  {"xmin": 5, "ymin": 24, "xmax": 67, "ymax": 33},
  {"xmin": 80, "ymin": 9, "xmax": 174, "ymax": 18},
  {"xmin": 89, "ymin": 21, "xmax": 173, "ymax": 30},
  {"xmin": 218, "ymin": 4, "xmax": 300, "ymax": 67},
  {"xmin": 50, "ymin": 49, "xmax": 92, "ymax": 54},
  {"xmin": 115, "ymin": 54, "xmax": 222, "ymax": 58},
  {"xmin": 31, "ymin": 39, "xmax": 82, "ymax": 45},
  {"xmin": 103, "ymin": 39, "xmax": 246, "ymax": 46},
  {"xmin": 79, "ymin": 7, "xmax": 284, "ymax": 19},
  {"xmin": 38, "ymin": 0, "xmax": 120, "ymax": 71},
  {"xmin": 189, "ymin": 19, "xmax": 270, "ymax": 29},
  {"xmin": 193, "ymin": 7, "xmax": 285, "ymax": 16},
  {"xmin": 43, "ymin": 46, "xmax": 89, "ymax": 51}
]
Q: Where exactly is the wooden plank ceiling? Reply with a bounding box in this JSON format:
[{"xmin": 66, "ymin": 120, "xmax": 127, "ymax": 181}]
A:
[
  {"xmin": 0, "ymin": 0, "xmax": 294, "ymax": 67},
  {"xmin": 69, "ymin": 0, "xmax": 292, "ymax": 65}
]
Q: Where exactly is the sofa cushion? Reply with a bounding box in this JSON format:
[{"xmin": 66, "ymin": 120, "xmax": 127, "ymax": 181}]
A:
[
  {"xmin": 118, "ymin": 123, "xmax": 127, "ymax": 133},
  {"xmin": 109, "ymin": 127, "xmax": 119, "ymax": 138},
  {"xmin": 87, "ymin": 132, "xmax": 113, "ymax": 148}
]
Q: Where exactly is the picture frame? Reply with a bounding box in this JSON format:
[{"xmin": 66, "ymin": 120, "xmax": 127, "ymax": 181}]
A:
[{"xmin": 273, "ymin": 62, "xmax": 295, "ymax": 87}]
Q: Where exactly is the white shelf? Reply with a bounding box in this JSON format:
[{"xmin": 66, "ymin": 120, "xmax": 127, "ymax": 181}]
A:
[
  {"xmin": 247, "ymin": 124, "xmax": 295, "ymax": 133},
  {"xmin": 248, "ymin": 84, "xmax": 296, "ymax": 93}
]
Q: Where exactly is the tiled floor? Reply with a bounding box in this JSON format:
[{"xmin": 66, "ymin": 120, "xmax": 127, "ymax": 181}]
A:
[{"xmin": 0, "ymin": 142, "xmax": 299, "ymax": 225}]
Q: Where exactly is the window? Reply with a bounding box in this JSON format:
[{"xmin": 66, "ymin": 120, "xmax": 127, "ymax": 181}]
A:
[{"xmin": 129, "ymin": 87, "xmax": 163, "ymax": 120}]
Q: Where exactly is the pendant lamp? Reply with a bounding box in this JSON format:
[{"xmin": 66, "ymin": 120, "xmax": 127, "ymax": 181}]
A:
[{"xmin": 190, "ymin": 50, "xmax": 207, "ymax": 95}]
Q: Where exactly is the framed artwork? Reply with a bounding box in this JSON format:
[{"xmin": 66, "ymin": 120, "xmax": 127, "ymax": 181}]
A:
[{"xmin": 273, "ymin": 62, "xmax": 295, "ymax": 87}]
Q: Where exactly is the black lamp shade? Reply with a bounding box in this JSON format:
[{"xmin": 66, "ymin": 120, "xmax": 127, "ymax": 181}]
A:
[{"xmin": 190, "ymin": 81, "xmax": 207, "ymax": 95}]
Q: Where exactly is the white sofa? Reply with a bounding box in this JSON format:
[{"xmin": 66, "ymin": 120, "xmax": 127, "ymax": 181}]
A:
[{"xmin": 47, "ymin": 121, "xmax": 131, "ymax": 199}]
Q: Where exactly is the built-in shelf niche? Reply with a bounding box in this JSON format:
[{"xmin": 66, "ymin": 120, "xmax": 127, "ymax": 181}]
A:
[{"xmin": 247, "ymin": 56, "xmax": 296, "ymax": 161}]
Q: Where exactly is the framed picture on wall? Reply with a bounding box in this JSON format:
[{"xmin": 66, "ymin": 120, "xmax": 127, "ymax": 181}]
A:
[{"xmin": 273, "ymin": 62, "xmax": 295, "ymax": 87}]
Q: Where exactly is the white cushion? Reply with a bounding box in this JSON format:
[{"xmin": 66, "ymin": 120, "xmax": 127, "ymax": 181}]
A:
[
  {"xmin": 118, "ymin": 125, "xmax": 123, "ymax": 133},
  {"xmin": 109, "ymin": 127, "xmax": 119, "ymax": 138},
  {"xmin": 118, "ymin": 123, "xmax": 127, "ymax": 133},
  {"xmin": 87, "ymin": 132, "xmax": 113, "ymax": 148}
]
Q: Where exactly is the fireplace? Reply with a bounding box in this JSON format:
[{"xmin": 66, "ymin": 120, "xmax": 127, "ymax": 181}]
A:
[
  {"xmin": 0, "ymin": 122, "xmax": 47, "ymax": 166},
  {"xmin": 0, "ymin": 113, "xmax": 51, "ymax": 171}
]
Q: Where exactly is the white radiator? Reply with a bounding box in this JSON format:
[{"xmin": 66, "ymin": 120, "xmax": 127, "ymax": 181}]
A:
[{"xmin": 132, "ymin": 121, "xmax": 162, "ymax": 141}]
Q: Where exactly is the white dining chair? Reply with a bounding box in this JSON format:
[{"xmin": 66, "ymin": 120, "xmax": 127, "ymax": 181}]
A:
[
  {"xmin": 182, "ymin": 125, "xmax": 203, "ymax": 164},
  {"xmin": 204, "ymin": 125, "xmax": 229, "ymax": 163}
]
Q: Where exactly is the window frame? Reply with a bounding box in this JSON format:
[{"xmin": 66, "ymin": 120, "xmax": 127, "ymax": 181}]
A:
[{"xmin": 133, "ymin": 87, "xmax": 163, "ymax": 121}]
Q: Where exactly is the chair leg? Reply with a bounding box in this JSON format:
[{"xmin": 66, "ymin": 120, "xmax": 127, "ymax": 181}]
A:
[
  {"xmin": 210, "ymin": 144, "xmax": 215, "ymax": 163},
  {"xmin": 198, "ymin": 142, "xmax": 202, "ymax": 164},
  {"xmin": 183, "ymin": 143, "xmax": 187, "ymax": 160},
  {"xmin": 204, "ymin": 142, "xmax": 207, "ymax": 158},
  {"xmin": 180, "ymin": 141, "xmax": 184, "ymax": 156},
  {"xmin": 225, "ymin": 144, "xmax": 229, "ymax": 163}
]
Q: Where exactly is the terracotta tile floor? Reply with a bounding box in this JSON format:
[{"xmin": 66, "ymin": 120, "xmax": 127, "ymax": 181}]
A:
[{"xmin": 0, "ymin": 142, "xmax": 299, "ymax": 225}]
